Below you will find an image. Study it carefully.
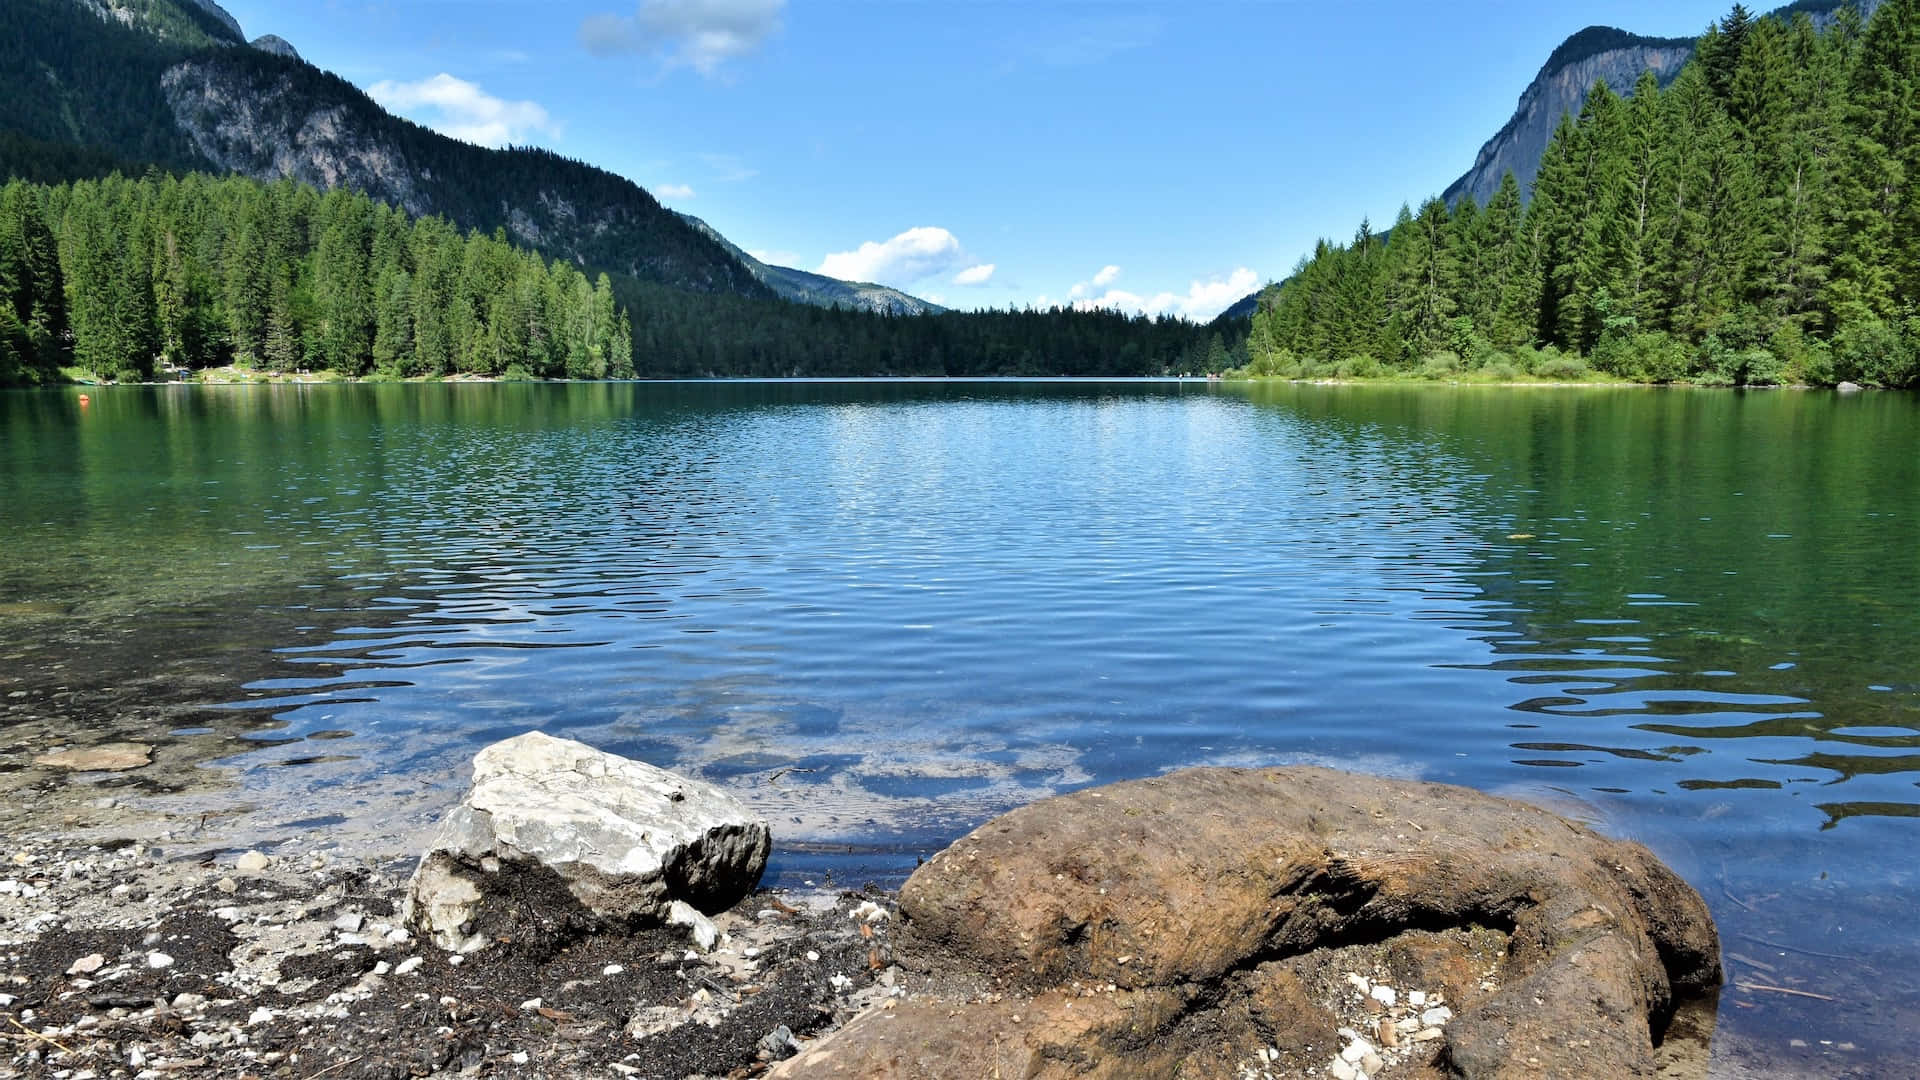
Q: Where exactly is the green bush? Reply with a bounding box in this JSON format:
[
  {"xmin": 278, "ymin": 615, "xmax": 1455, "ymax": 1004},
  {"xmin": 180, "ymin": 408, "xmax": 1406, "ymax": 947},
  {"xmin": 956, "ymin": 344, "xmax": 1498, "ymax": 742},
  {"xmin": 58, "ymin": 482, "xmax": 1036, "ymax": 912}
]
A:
[
  {"xmin": 1831, "ymin": 318, "xmax": 1910, "ymax": 386},
  {"xmin": 1335, "ymin": 353, "xmax": 1383, "ymax": 379},
  {"xmin": 1535, "ymin": 353, "xmax": 1590, "ymax": 381},
  {"xmin": 1481, "ymin": 358, "xmax": 1520, "ymax": 381},
  {"xmin": 1417, "ymin": 351, "xmax": 1463, "ymax": 380}
]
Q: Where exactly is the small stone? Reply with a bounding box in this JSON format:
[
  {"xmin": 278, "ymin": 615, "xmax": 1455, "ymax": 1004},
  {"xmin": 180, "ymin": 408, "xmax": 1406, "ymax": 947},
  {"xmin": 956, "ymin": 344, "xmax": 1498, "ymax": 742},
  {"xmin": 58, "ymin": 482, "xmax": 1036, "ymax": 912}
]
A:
[
  {"xmin": 521, "ymin": 998, "xmax": 543, "ymax": 1011},
  {"xmin": 393, "ymin": 956, "xmax": 424, "ymax": 976},
  {"xmin": 171, "ymin": 993, "xmax": 206, "ymax": 1010},
  {"xmin": 1421, "ymin": 1006, "xmax": 1453, "ymax": 1027},
  {"xmin": 1413, "ymin": 1028, "xmax": 1444, "ymax": 1042},
  {"xmin": 447, "ymin": 953, "xmax": 463, "ymax": 966},
  {"xmin": 372, "ymin": 961, "xmax": 391, "ymax": 976},
  {"xmin": 67, "ymin": 954, "xmax": 106, "ymax": 976},
  {"xmin": 333, "ymin": 913, "xmax": 364, "ymax": 933},
  {"xmin": 1375, "ymin": 1019, "xmax": 1398, "ymax": 1048},
  {"xmin": 248, "ymin": 1007, "xmax": 275, "ymax": 1026},
  {"xmin": 1369, "ymin": 984, "xmax": 1396, "ymax": 1008},
  {"xmin": 1361, "ymin": 1051, "xmax": 1384, "ymax": 1074},
  {"xmin": 1341, "ymin": 1038, "xmax": 1372, "ymax": 1064},
  {"xmin": 510, "ymin": 1052, "xmax": 529, "ymax": 1065},
  {"xmin": 603, "ymin": 964, "xmax": 625, "ymax": 976},
  {"xmin": 235, "ymin": 851, "xmax": 270, "ymax": 872},
  {"xmin": 851, "ymin": 900, "xmax": 889, "ymax": 922},
  {"xmin": 1407, "ymin": 990, "xmax": 1427, "ymax": 1007},
  {"xmin": 668, "ymin": 900, "xmax": 719, "ymax": 952},
  {"xmin": 34, "ymin": 743, "xmax": 152, "ymax": 772},
  {"xmin": 215, "ymin": 877, "xmax": 238, "ymax": 894},
  {"xmin": 1345, "ymin": 973, "xmax": 1370, "ymax": 993},
  {"xmin": 805, "ymin": 950, "xmax": 820, "ymax": 962},
  {"xmin": 1329, "ymin": 1058, "xmax": 1359, "ymax": 1080},
  {"xmin": 146, "ymin": 952, "xmax": 174, "ymax": 970}
]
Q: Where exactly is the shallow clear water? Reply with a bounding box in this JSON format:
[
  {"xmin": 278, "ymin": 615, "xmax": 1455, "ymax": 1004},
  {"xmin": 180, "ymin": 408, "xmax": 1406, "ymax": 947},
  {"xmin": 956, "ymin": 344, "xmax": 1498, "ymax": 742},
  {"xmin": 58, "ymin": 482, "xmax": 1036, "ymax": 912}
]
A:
[{"xmin": 2, "ymin": 380, "xmax": 1916, "ymax": 1071}]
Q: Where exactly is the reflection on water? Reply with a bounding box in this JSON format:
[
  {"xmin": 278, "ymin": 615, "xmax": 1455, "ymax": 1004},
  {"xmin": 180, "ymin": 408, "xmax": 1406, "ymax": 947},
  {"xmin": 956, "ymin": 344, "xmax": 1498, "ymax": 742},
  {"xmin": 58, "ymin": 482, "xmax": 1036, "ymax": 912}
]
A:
[{"xmin": 1, "ymin": 380, "xmax": 1916, "ymax": 1073}]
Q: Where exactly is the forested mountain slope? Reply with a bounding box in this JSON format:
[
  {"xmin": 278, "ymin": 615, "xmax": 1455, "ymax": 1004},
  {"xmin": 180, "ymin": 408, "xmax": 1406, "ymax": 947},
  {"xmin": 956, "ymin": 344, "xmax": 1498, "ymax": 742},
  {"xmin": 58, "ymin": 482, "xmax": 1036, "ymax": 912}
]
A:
[
  {"xmin": 1243, "ymin": 1, "xmax": 1920, "ymax": 389},
  {"xmin": 2, "ymin": 0, "xmax": 767, "ymax": 298}
]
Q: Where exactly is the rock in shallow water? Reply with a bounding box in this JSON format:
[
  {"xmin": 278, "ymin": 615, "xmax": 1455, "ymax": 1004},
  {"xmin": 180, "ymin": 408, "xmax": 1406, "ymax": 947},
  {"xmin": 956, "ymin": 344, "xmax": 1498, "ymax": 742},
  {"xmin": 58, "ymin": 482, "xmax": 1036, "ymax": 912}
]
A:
[
  {"xmin": 33, "ymin": 743, "xmax": 151, "ymax": 772},
  {"xmin": 404, "ymin": 731, "xmax": 770, "ymax": 952},
  {"xmin": 775, "ymin": 765, "xmax": 1721, "ymax": 1080}
]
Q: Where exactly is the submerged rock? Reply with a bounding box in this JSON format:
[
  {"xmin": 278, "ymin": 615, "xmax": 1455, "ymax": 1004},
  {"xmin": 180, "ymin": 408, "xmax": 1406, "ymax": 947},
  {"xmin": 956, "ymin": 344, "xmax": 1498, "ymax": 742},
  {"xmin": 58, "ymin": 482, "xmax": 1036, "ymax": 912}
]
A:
[
  {"xmin": 778, "ymin": 766, "xmax": 1720, "ymax": 1079},
  {"xmin": 33, "ymin": 742, "xmax": 152, "ymax": 771},
  {"xmin": 404, "ymin": 732, "xmax": 769, "ymax": 952}
]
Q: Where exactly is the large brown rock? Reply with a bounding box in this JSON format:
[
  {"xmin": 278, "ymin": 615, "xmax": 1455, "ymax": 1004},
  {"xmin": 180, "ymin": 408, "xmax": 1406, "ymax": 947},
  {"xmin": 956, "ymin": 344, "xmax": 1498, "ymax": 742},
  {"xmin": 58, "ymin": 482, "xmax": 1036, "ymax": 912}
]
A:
[{"xmin": 775, "ymin": 767, "xmax": 1720, "ymax": 1079}]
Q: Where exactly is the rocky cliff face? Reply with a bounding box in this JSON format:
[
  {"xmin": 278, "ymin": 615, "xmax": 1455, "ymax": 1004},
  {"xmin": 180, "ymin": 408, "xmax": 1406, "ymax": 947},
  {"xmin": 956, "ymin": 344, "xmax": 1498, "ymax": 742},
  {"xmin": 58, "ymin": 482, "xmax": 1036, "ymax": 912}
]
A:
[
  {"xmin": 162, "ymin": 60, "xmax": 430, "ymax": 216},
  {"xmin": 1442, "ymin": 32, "xmax": 1692, "ymax": 207}
]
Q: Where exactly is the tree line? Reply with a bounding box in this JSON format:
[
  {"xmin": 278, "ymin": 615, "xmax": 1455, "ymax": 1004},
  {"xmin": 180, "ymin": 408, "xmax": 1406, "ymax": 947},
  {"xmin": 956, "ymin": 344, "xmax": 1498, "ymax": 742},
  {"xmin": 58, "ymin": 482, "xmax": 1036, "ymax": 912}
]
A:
[
  {"xmin": 1246, "ymin": 1, "xmax": 1920, "ymax": 387},
  {"xmin": 0, "ymin": 172, "xmax": 633, "ymax": 384},
  {"xmin": 0, "ymin": 169, "xmax": 1234, "ymax": 385}
]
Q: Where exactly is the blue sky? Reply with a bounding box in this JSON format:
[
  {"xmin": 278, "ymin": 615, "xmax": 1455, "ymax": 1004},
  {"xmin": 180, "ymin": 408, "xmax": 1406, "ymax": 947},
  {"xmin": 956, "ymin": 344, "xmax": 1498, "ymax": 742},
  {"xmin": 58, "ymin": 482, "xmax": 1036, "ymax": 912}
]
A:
[{"xmin": 216, "ymin": 1, "xmax": 1746, "ymax": 319}]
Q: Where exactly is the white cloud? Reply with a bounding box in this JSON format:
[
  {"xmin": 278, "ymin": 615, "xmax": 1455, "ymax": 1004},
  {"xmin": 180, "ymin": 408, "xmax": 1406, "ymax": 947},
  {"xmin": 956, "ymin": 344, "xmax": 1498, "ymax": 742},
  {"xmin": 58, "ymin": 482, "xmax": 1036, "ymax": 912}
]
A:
[
  {"xmin": 366, "ymin": 73, "xmax": 557, "ymax": 149},
  {"xmin": 953, "ymin": 263, "xmax": 996, "ymax": 286},
  {"xmin": 747, "ymin": 248, "xmax": 806, "ymax": 268},
  {"xmin": 655, "ymin": 183, "xmax": 696, "ymax": 199},
  {"xmin": 698, "ymin": 152, "xmax": 759, "ymax": 183},
  {"xmin": 818, "ymin": 227, "xmax": 973, "ymax": 287},
  {"xmin": 1050, "ymin": 266, "xmax": 1262, "ymax": 323},
  {"xmin": 581, "ymin": 0, "xmax": 785, "ymax": 77}
]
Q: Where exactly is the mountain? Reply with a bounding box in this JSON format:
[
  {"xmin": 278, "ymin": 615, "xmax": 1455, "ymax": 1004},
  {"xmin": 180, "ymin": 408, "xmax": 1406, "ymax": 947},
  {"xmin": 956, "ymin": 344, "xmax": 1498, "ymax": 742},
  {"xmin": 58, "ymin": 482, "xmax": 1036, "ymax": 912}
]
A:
[
  {"xmin": 1444, "ymin": 1, "xmax": 1884, "ymax": 207},
  {"xmin": 9, "ymin": 0, "xmax": 965, "ymax": 309},
  {"xmin": 1440, "ymin": 28, "xmax": 1694, "ymax": 208},
  {"xmin": 1216, "ymin": 0, "xmax": 1889, "ymax": 321},
  {"xmin": 676, "ymin": 214, "xmax": 943, "ymax": 316}
]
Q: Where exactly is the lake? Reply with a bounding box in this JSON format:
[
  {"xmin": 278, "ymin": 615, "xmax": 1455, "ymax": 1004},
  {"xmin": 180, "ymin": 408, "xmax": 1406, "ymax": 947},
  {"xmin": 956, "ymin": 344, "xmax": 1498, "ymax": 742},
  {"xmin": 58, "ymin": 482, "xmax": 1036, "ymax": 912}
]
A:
[{"xmin": 1, "ymin": 380, "xmax": 1915, "ymax": 1074}]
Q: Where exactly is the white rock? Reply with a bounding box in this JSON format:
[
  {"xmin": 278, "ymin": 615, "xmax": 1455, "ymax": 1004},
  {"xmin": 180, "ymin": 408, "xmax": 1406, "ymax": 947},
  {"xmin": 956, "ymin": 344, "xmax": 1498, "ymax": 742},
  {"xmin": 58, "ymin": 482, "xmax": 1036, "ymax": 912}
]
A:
[
  {"xmin": 1361, "ymin": 1051, "xmax": 1384, "ymax": 1074},
  {"xmin": 247, "ymin": 1007, "xmax": 275, "ymax": 1026},
  {"xmin": 393, "ymin": 956, "xmax": 424, "ymax": 976},
  {"xmin": 603, "ymin": 964, "xmax": 625, "ymax": 976},
  {"xmin": 67, "ymin": 954, "xmax": 106, "ymax": 976},
  {"xmin": 851, "ymin": 900, "xmax": 889, "ymax": 922},
  {"xmin": 1369, "ymin": 985, "xmax": 1396, "ymax": 1008},
  {"xmin": 332, "ymin": 913, "xmax": 363, "ymax": 933},
  {"xmin": 403, "ymin": 732, "xmax": 770, "ymax": 952},
  {"xmin": 1421, "ymin": 1006, "xmax": 1454, "ymax": 1027},
  {"xmin": 385, "ymin": 928, "xmax": 410, "ymax": 945},
  {"xmin": 1407, "ymin": 990, "xmax": 1427, "ymax": 1008},
  {"xmin": 1329, "ymin": 1058, "xmax": 1359, "ymax": 1080},
  {"xmin": 235, "ymin": 851, "xmax": 270, "ymax": 873},
  {"xmin": 805, "ymin": 950, "xmax": 820, "ymax": 962},
  {"xmin": 520, "ymin": 998, "xmax": 543, "ymax": 1011},
  {"xmin": 668, "ymin": 900, "xmax": 719, "ymax": 953},
  {"xmin": 1413, "ymin": 1027, "xmax": 1445, "ymax": 1042},
  {"xmin": 1344, "ymin": 973, "xmax": 1369, "ymax": 993},
  {"xmin": 1340, "ymin": 1038, "xmax": 1372, "ymax": 1064},
  {"xmin": 510, "ymin": 1051, "xmax": 529, "ymax": 1065},
  {"xmin": 146, "ymin": 952, "xmax": 174, "ymax": 970}
]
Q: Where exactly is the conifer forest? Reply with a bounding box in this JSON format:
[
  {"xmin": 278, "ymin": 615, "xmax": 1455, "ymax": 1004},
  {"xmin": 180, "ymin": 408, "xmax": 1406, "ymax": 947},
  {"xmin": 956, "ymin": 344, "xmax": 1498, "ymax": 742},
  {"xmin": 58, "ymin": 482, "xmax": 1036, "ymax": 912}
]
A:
[{"xmin": 1245, "ymin": 1, "xmax": 1920, "ymax": 387}]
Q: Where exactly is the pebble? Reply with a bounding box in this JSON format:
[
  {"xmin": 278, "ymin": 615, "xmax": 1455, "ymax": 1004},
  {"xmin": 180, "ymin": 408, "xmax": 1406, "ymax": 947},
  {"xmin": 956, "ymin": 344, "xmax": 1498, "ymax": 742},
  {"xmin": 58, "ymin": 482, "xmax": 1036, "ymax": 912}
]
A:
[
  {"xmin": 332, "ymin": 913, "xmax": 363, "ymax": 933},
  {"xmin": 851, "ymin": 900, "xmax": 889, "ymax": 922},
  {"xmin": 1421, "ymin": 1006, "xmax": 1453, "ymax": 1027},
  {"xmin": 214, "ymin": 878, "xmax": 238, "ymax": 894},
  {"xmin": 1413, "ymin": 1028, "xmax": 1444, "ymax": 1042},
  {"xmin": 235, "ymin": 852, "xmax": 270, "ymax": 873},
  {"xmin": 1407, "ymin": 990, "xmax": 1426, "ymax": 1007},
  {"xmin": 146, "ymin": 952, "xmax": 174, "ymax": 970},
  {"xmin": 805, "ymin": 950, "xmax": 820, "ymax": 962},
  {"xmin": 247, "ymin": 1007, "xmax": 275, "ymax": 1026},
  {"xmin": 1329, "ymin": 1059, "xmax": 1358, "ymax": 1080},
  {"xmin": 1340, "ymin": 1038, "xmax": 1372, "ymax": 1064},
  {"xmin": 520, "ymin": 998, "xmax": 543, "ymax": 1012},
  {"xmin": 393, "ymin": 957, "xmax": 424, "ymax": 976},
  {"xmin": 603, "ymin": 964, "xmax": 625, "ymax": 976},
  {"xmin": 1369, "ymin": 985, "xmax": 1396, "ymax": 1007},
  {"xmin": 67, "ymin": 954, "xmax": 106, "ymax": 976},
  {"xmin": 384, "ymin": 927, "xmax": 410, "ymax": 945},
  {"xmin": 510, "ymin": 1052, "xmax": 529, "ymax": 1065},
  {"xmin": 1361, "ymin": 1051, "xmax": 1384, "ymax": 1074}
]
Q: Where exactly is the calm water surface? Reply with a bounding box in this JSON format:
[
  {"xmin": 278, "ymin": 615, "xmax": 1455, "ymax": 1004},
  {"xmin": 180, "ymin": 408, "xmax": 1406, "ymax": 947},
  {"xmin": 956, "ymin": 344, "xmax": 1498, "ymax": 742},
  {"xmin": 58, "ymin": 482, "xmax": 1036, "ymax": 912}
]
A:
[{"xmin": 1, "ymin": 380, "xmax": 1916, "ymax": 1072}]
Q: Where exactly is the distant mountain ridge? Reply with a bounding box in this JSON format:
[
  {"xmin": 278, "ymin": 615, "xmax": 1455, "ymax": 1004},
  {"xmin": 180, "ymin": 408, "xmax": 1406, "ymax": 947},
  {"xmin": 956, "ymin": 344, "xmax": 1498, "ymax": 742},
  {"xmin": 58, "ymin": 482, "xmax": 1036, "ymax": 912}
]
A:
[{"xmin": 676, "ymin": 214, "xmax": 943, "ymax": 316}]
